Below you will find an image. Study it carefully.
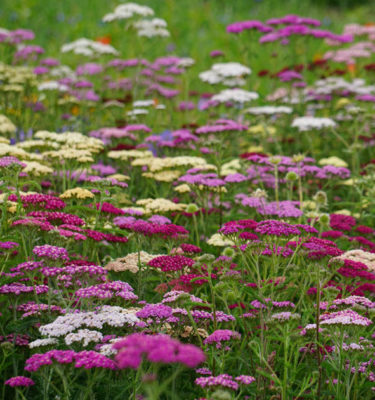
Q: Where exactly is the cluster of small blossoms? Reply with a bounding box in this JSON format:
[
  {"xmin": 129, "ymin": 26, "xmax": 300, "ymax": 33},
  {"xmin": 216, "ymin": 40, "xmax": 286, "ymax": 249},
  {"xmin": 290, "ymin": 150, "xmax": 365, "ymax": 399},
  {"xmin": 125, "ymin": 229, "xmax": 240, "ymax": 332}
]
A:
[
  {"xmin": 16, "ymin": 302, "xmax": 64, "ymax": 318},
  {"xmin": 8, "ymin": 194, "xmax": 66, "ymax": 210},
  {"xmin": 148, "ymin": 255, "xmax": 195, "ymax": 272},
  {"xmin": 25, "ymin": 350, "xmax": 116, "ymax": 372},
  {"xmin": 39, "ymin": 306, "xmax": 140, "ymax": 337},
  {"xmin": 115, "ymin": 218, "xmax": 189, "ymax": 239},
  {"xmin": 0, "ymin": 283, "xmax": 49, "ymax": 295},
  {"xmin": 161, "ymin": 290, "xmax": 204, "ymax": 305},
  {"xmin": 113, "ymin": 333, "xmax": 205, "ymax": 369},
  {"xmin": 195, "ymin": 374, "xmax": 255, "ymax": 390},
  {"xmin": 74, "ymin": 281, "xmax": 138, "ymax": 301},
  {"xmin": 203, "ymin": 329, "xmax": 241, "ymax": 349},
  {"xmin": 0, "ymin": 241, "xmax": 19, "ymax": 250},
  {"xmin": 5, "ymin": 376, "xmax": 35, "ymax": 387},
  {"xmin": 32, "ymin": 245, "xmax": 69, "ymax": 261},
  {"xmin": 255, "ymin": 220, "xmax": 314, "ymax": 237}
]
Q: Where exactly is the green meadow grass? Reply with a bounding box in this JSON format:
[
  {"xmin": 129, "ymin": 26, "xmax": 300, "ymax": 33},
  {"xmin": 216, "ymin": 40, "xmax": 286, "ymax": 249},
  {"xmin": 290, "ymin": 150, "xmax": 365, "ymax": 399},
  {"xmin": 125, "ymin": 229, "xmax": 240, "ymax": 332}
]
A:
[{"xmin": 1, "ymin": 0, "xmax": 373, "ymax": 62}]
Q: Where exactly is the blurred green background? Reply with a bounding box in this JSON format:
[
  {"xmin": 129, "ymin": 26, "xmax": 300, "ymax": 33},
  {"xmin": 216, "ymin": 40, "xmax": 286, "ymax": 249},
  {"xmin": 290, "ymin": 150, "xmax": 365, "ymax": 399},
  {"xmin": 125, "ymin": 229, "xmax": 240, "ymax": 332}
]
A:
[{"xmin": 1, "ymin": 0, "xmax": 373, "ymax": 61}]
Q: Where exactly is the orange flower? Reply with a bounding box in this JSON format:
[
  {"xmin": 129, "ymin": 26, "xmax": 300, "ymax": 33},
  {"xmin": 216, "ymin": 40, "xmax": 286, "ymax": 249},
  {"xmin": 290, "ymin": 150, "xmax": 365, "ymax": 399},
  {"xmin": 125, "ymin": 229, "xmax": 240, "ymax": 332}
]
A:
[
  {"xmin": 365, "ymin": 23, "xmax": 375, "ymax": 27},
  {"xmin": 347, "ymin": 63, "xmax": 356, "ymax": 76},
  {"xmin": 71, "ymin": 105, "xmax": 80, "ymax": 115},
  {"xmin": 96, "ymin": 36, "xmax": 111, "ymax": 45}
]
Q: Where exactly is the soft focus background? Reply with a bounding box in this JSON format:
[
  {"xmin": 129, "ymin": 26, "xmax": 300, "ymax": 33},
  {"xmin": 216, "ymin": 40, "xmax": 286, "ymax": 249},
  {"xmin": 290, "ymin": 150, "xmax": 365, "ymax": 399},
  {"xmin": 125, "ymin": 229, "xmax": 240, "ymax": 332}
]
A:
[{"xmin": 1, "ymin": 0, "xmax": 372, "ymax": 61}]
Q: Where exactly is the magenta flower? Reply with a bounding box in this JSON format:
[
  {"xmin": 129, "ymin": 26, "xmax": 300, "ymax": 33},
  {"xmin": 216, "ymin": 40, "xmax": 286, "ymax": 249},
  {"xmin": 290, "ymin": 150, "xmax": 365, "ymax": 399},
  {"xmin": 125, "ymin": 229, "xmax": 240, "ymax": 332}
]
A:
[
  {"xmin": 113, "ymin": 333, "xmax": 205, "ymax": 369},
  {"xmin": 5, "ymin": 376, "xmax": 34, "ymax": 387}
]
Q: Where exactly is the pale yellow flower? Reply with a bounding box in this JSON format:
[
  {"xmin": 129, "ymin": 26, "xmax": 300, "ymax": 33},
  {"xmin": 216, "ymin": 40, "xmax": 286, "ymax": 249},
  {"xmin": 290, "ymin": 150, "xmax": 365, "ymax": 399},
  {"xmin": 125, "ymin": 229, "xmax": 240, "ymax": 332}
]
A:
[
  {"xmin": 319, "ymin": 156, "xmax": 348, "ymax": 168},
  {"xmin": 207, "ymin": 233, "xmax": 234, "ymax": 247},
  {"xmin": 22, "ymin": 161, "xmax": 53, "ymax": 176},
  {"xmin": 136, "ymin": 198, "xmax": 186, "ymax": 214},
  {"xmin": 174, "ymin": 184, "xmax": 191, "ymax": 193},
  {"xmin": 60, "ymin": 188, "xmax": 94, "ymax": 199},
  {"xmin": 107, "ymin": 174, "xmax": 130, "ymax": 181}
]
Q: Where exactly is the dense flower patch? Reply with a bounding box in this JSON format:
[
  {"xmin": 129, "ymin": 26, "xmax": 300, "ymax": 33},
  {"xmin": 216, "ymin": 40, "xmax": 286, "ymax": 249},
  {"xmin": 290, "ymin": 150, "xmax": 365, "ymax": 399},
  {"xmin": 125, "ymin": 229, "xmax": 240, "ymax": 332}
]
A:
[{"xmin": 2, "ymin": 2, "xmax": 375, "ymax": 399}]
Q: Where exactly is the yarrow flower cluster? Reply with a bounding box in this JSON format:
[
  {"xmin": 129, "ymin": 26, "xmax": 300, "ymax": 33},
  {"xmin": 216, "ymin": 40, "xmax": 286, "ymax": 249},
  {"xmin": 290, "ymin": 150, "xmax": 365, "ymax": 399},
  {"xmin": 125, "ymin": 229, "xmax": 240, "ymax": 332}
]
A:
[{"xmin": 113, "ymin": 333, "xmax": 205, "ymax": 369}]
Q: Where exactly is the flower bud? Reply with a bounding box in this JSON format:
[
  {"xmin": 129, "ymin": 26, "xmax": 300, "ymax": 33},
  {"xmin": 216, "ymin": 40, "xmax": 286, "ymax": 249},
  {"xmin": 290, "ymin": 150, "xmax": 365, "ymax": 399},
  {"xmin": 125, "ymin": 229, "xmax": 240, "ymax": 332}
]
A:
[
  {"xmin": 286, "ymin": 171, "xmax": 298, "ymax": 181},
  {"xmin": 186, "ymin": 203, "xmax": 199, "ymax": 213},
  {"xmin": 313, "ymin": 191, "xmax": 328, "ymax": 206},
  {"xmin": 319, "ymin": 213, "xmax": 330, "ymax": 226}
]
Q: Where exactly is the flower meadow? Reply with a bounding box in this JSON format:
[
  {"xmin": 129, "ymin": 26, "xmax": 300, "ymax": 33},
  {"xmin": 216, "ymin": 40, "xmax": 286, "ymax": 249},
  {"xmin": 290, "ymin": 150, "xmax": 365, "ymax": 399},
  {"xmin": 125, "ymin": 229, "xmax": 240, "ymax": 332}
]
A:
[{"xmin": 3, "ymin": 2, "xmax": 375, "ymax": 399}]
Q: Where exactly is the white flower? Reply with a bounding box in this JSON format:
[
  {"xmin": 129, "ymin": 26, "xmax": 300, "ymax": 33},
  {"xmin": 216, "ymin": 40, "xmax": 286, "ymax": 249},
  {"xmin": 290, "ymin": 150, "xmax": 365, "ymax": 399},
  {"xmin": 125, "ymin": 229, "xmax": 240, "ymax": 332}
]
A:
[
  {"xmin": 38, "ymin": 81, "xmax": 68, "ymax": 92},
  {"xmin": 61, "ymin": 38, "xmax": 118, "ymax": 56},
  {"xmin": 29, "ymin": 338, "xmax": 58, "ymax": 348},
  {"xmin": 65, "ymin": 329, "xmax": 103, "ymax": 347},
  {"xmin": 211, "ymin": 88, "xmax": 259, "ymax": 103},
  {"xmin": 103, "ymin": 3, "xmax": 154, "ymax": 22},
  {"xmin": 177, "ymin": 58, "xmax": 195, "ymax": 68},
  {"xmin": 134, "ymin": 18, "xmax": 170, "ymax": 38},
  {"xmin": 127, "ymin": 108, "xmax": 149, "ymax": 116},
  {"xmin": 199, "ymin": 62, "xmax": 251, "ymax": 86},
  {"xmin": 291, "ymin": 116, "xmax": 336, "ymax": 131},
  {"xmin": 133, "ymin": 100, "xmax": 155, "ymax": 107},
  {"xmin": 245, "ymin": 106, "xmax": 293, "ymax": 115}
]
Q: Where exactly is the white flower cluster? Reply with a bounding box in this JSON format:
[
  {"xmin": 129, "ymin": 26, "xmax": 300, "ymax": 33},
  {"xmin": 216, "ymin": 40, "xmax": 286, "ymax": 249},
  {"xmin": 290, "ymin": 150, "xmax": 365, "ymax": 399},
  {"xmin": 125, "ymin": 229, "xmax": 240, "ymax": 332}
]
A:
[
  {"xmin": 28, "ymin": 338, "xmax": 58, "ymax": 349},
  {"xmin": 98, "ymin": 338, "xmax": 123, "ymax": 356},
  {"xmin": 49, "ymin": 65, "xmax": 77, "ymax": 80},
  {"xmin": 309, "ymin": 77, "xmax": 375, "ymax": 96},
  {"xmin": 39, "ymin": 306, "xmax": 140, "ymax": 337},
  {"xmin": 0, "ymin": 115, "xmax": 17, "ymax": 135},
  {"xmin": 212, "ymin": 88, "xmax": 259, "ymax": 104},
  {"xmin": 103, "ymin": 3, "xmax": 154, "ymax": 22},
  {"xmin": 291, "ymin": 116, "xmax": 337, "ymax": 131},
  {"xmin": 61, "ymin": 38, "xmax": 119, "ymax": 56},
  {"xmin": 38, "ymin": 81, "xmax": 69, "ymax": 92},
  {"xmin": 245, "ymin": 106, "xmax": 293, "ymax": 115},
  {"xmin": 133, "ymin": 18, "xmax": 170, "ymax": 38},
  {"xmin": 199, "ymin": 62, "xmax": 251, "ymax": 87},
  {"xmin": 65, "ymin": 329, "xmax": 103, "ymax": 347}
]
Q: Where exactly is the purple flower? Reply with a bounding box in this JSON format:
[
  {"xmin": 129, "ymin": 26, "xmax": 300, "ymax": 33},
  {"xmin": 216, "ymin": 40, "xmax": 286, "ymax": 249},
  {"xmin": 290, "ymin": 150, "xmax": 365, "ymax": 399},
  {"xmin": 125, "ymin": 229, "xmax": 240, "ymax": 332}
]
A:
[
  {"xmin": 113, "ymin": 333, "xmax": 205, "ymax": 369},
  {"xmin": 5, "ymin": 376, "xmax": 34, "ymax": 387}
]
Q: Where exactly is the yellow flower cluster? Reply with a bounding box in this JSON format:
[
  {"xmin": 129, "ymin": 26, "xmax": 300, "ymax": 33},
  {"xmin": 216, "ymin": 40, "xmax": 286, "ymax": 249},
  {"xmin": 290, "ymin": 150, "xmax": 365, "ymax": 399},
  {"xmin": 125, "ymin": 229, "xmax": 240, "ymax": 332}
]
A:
[
  {"xmin": 319, "ymin": 156, "xmax": 348, "ymax": 168},
  {"xmin": 136, "ymin": 198, "xmax": 186, "ymax": 214},
  {"xmin": 221, "ymin": 159, "xmax": 242, "ymax": 175},
  {"xmin": 0, "ymin": 115, "xmax": 17, "ymax": 135},
  {"xmin": 142, "ymin": 170, "xmax": 181, "ymax": 182},
  {"xmin": 22, "ymin": 161, "xmax": 53, "ymax": 176},
  {"xmin": 60, "ymin": 188, "xmax": 94, "ymax": 199},
  {"xmin": 108, "ymin": 149, "xmax": 153, "ymax": 161},
  {"xmin": 207, "ymin": 233, "xmax": 235, "ymax": 247}
]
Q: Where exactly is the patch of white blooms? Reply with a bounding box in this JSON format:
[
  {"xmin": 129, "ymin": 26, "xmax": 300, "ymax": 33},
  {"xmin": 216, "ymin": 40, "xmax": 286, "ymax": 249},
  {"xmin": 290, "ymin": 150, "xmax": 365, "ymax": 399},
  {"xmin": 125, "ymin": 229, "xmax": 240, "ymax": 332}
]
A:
[
  {"xmin": 65, "ymin": 329, "xmax": 103, "ymax": 347},
  {"xmin": 102, "ymin": 3, "xmax": 154, "ymax": 22},
  {"xmin": 39, "ymin": 306, "xmax": 140, "ymax": 337},
  {"xmin": 28, "ymin": 338, "xmax": 58, "ymax": 349},
  {"xmin": 291, "ymin": 117, "xmax": 337, "ymax": 131},
  {"xmin": 245, "ymin": 106, "xmax": 293, "ymax": 115},
  {"xmin": 199, "ymin": 62, "xmax": 251, "ymax": 87},
  {"xmin": 0, "ymin": 115, "xmax": 17, "ymax": 134},
  {"xmin": 49, "ymin": 65, "xmax": 77, "ymax": 80},
  {"xmin": 38, "ymin": 81, "xmax": 69, "ymax": 92},
  {"xmin": 177, "ymin": 58, "xmax": 195, "ymax": 68},
  {"xmin": 308, "ymin": 77, "xmax": 375, "ymax": 96},
  {"xmin": 212, "ymin": 89, "xmax": 259, "ymax": 104},
  {"xmin": 133, "ymin": 18, "xmax": 170, "ymax": 38},
  {"xmin": 133, "ymin": 100, "xmax": 155, "ymax": 108},
  {"xmin": 61, "ymin": 38, "xmax": 119, "ymax": 57}
]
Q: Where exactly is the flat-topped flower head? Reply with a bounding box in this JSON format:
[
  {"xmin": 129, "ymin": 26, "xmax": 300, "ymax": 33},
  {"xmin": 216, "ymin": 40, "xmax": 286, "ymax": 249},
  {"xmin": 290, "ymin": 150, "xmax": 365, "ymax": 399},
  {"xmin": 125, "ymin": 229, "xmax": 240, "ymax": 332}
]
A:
[
  {"xmin": 255, "ymin": 220, "xmax": 301, "ymax": 237},
  {"xmin": 33, "ymin": 245, "xmax": 69, "ymax": 261},
  {"xmin": 5, "ymin": 376, "xmax": 35, "ymax": 387},
  {"xmin": 113, "ymin": 333, "xmax": 205, "ymax": 369},
  {"xmin": 291, "ymin": 117, "xmax": 336, "ymax": 131}
]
